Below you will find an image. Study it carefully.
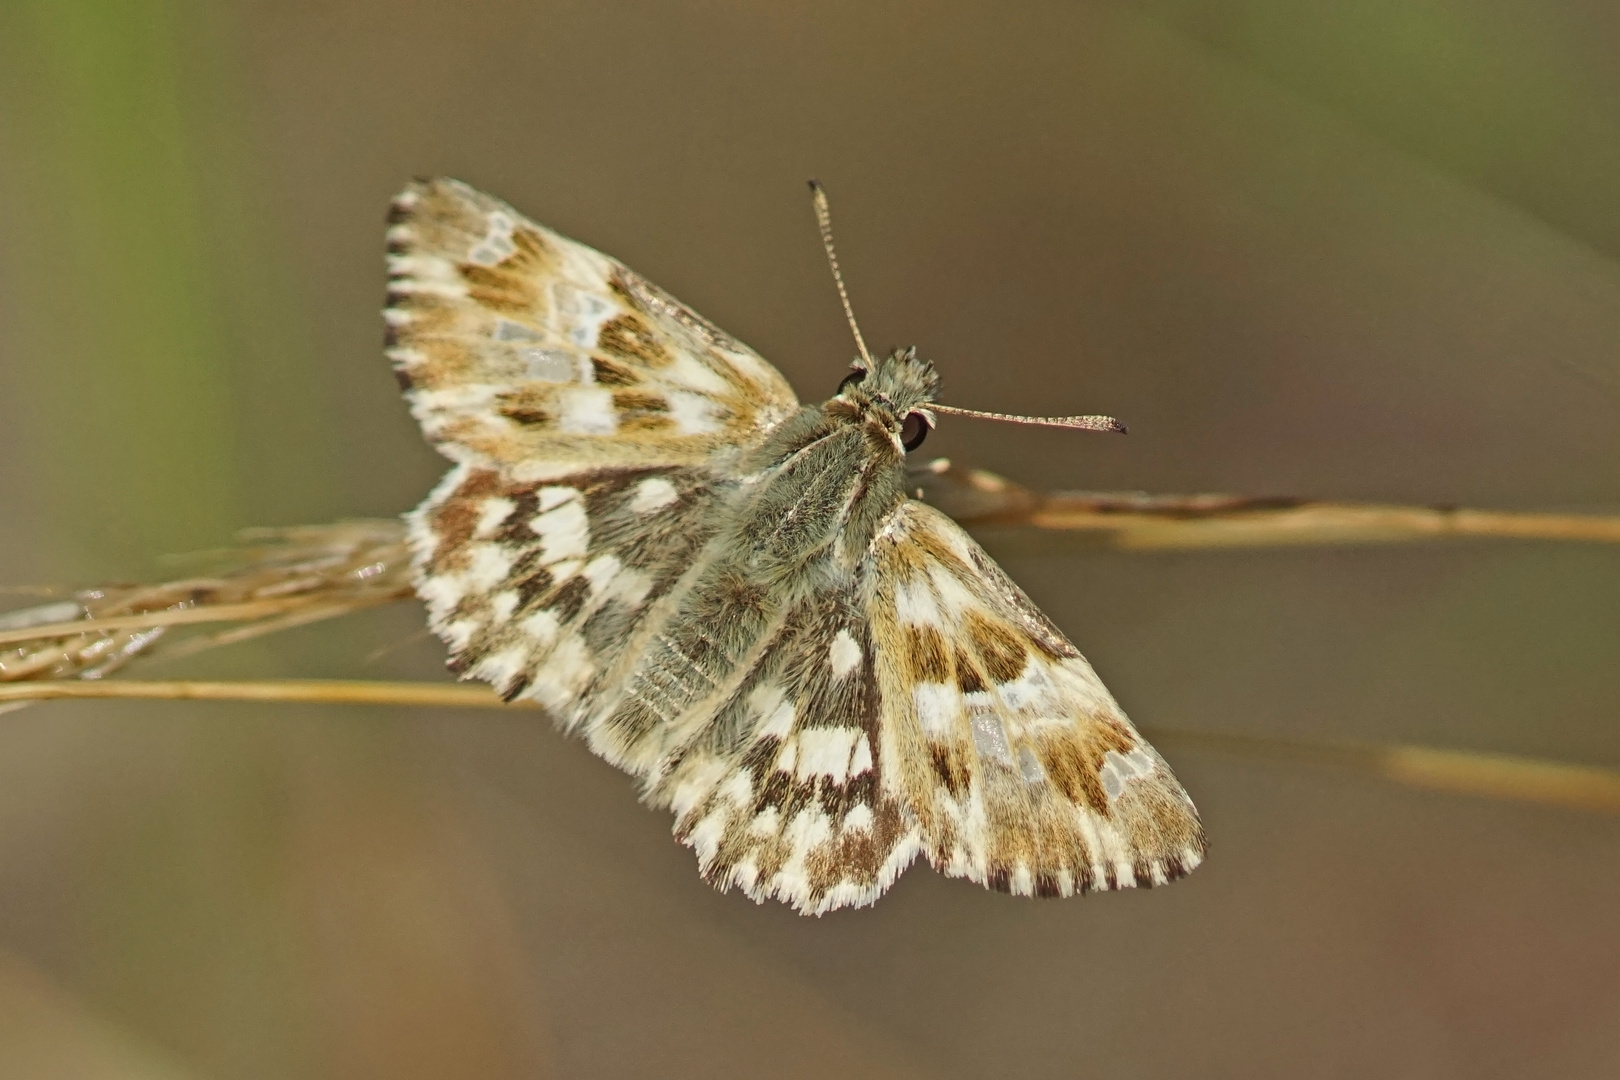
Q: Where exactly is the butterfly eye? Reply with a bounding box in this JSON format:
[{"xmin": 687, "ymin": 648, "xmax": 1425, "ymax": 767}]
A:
[
  {"xmin": 901, "ymin": 411, "xmax": 931, "ymax": 451},
  {"xmin": 837, "ymin": 369, "xmax": 866, "ymax": 395}
]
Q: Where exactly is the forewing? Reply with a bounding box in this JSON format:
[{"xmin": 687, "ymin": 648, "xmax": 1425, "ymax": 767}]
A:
[
  {"xmin": 385, "ymin": 178, "xmax": 799, "ymax": 478},
  {"xmin": 865, "ymin": 502, "xmax": 1206, "ymax": 896},
  {"xmin": 647, "ymin": 577, "xmax": 923, "ymax": 915}
]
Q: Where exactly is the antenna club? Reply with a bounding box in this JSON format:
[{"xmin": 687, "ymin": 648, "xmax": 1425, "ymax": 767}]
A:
[{"xmin": 930, "ymin": 403, "xmax": 1129, "ymax": 433}]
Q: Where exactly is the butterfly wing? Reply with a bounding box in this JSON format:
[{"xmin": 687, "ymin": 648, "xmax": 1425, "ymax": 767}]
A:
[
  {"xmin": 408, "ymin": 461, "xmax": 732, "ymax": 722},
  {"xmin": 647, "ymin": 575, "xmax": 924, "ymax": 915},
  {"xmin": 391, "ymin": 179, "xmax": 801, "ymax": 758},
  {"xmin": 388, "ymin": 178, "xmax": 1203, "ymax": 911},
  {"xmin": 864, "ymin": 501, "xmax": 1206, "ymax": 896},
  {"xmin": 385, "ymin": 177, "xmax": 799, "ymax": 478}
]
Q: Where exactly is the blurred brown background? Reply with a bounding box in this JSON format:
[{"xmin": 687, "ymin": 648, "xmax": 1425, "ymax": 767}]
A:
[{"xmin": 1, "ymin": 1, "xmax": 1618, "ymax": 1077}]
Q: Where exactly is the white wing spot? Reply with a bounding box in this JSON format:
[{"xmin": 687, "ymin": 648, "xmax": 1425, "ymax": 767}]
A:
[
  {"xmin": 583, "ymin": 554, "xmax": 622, "ymax": 597},
  {"xmin": 464, "ymin": 543, "xmax": 515, "ymax": 591},
  {"xmin": 607, "ymin": 567, "xmax": 654, "ymax": 608},
  {"xmin": 773, "ymin": 738, "xmax": 798, "ymax": 774},
  {"xmin": 557, "ymin": 386, "xmax": 617, "ymax": 434},
  {"xmin": 527, "ymin": 633, "xmax": 594, "ymax": 709},
  {"xmin": 441, "ymin": 617, "xmax": 477, "ymax": 652},
  {"xmin": 720, "ymin": 769, "xmax": 754, "ymax": 807},
  {"xmin": 829, "ymin": 630, "xmax": 862, "ymax": 679},
  {"xmin": 667, "ymin": 352, "xmax": 730, "ymax": 395},
  {"xmin": 687, "ymin": 810, "xmax": 727, "ymax": 865},
  {"xmin": 471, "ymin": 644, "xmax": 528, "ymax": 690},
  {"xmin": 783, "ymin": 808, "xmax": 832, "ymax": 852},
  {"xmin": 536, "ymin": 486, "xmax": 578, "ymax": 513},
  {"xmin": 668, "ymin": 757, "xmax": 728, "ymax": 819},
  {"xmin": 997, "ymin": 657, "xmax": 1057, "ymax": 713},
  {"xmin": 895, "ymin": 579, "xmax": 942, "ymax": 626},
  {"xmin": 489, "ymin": 590, "xmax": 518, "ymax": 623},
  {"xmin": 529, "ymin": 497, "xmax": 588, "ymax": 563},
  {"xmin": 928, "ymin": 567, "xmax": 978, "ymax": 618},
  {"xmin": 796, "ymin": 728, "xmax": 859, "ymax": 782},
  {"xmin": 750, "ymin": 685, "xmax": 795, "ymax": 740},
  {"xmin": 666, "ymin": 390, "xmax": 724, "ymax": 435},
  {"xmin": 418, "ymin": 572, "xmax": 465, "ymax": 613},
  {"xmin": 843, "ymin": 804, "xmax": 874, "ymax": 833},
  {"xmin": 629, "ymin": 476, "xmax": 679, "ymax": 515},
  {"xmin": 748, "ymin": 806, "xmax": 782, "ymax": 838},
  {"xmin": 474, "ymin": 497, "xmax": 514, "ymax": 538},
  {"xmin": 519, "ymin": 609, "xmax": 560, "ymax": 650},
  {"xmin": 849, "ymin": 734, "xmax": 874, "ymax": 777},
  {"xmin": 912, "ymin": 682, "xmax": 958, "ymax": 736}
]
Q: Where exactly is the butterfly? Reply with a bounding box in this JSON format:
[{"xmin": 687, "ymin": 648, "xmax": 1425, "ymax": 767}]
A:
[{"xmin": 383, "ymin": 177, "xmax": 1206, "ymax": 914}]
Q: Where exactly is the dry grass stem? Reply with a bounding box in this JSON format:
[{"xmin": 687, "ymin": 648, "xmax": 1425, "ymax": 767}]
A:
[
  {"xmin": 1150, "ymin": 729, "xmax": 1620, "ymax": 815},
  {"xmin": 915, "ymin": 460, "xmax": 1620, "ymax": 548},
  {"xmin": 7, "ymin": 461, "xmax": 1616, "ymax": 685},
  {"xmin": 2, "ymin": 677, "xmax": 1613, "ymax": 814},
  {"xmin": 0, "ymin": 521, "xmax": 412, "ymax": 682}
]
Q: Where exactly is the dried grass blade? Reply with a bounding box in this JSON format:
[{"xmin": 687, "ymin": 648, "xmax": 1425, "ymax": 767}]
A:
[
  {"xmin": 1149, "ymin": 728, "xmax": 1620, "ymax": 814},
  {"xmin": 2, "ymin": 678, "xmax": 1616, "ymax": 814}
]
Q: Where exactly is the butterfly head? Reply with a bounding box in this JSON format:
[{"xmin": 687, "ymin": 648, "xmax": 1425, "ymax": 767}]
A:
[{"xmin": 835, "ymin": 346, "xmax": 939, "ymax": 452}]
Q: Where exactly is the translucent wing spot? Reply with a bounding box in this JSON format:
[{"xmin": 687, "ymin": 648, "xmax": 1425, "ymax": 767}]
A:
[
  {"xmin": 828, "ymin": 629, "xmax": 862, "ymax": 678},
  {"xmin": 557, "ymin": 287, "xmax": 616, "ymax": 348},
  {"xmin": 1017, "ymin": 746, "xmax": 1045, "ymax": 784},
  {"xmin": 967, "ymin": 700, "xmax": 1014, "ymax": 765},
  {"xmin": 996, "ymin": 658, "xmax": 1057, "ymax": 713},
  {"xmin": 1098, "ymin": 747, "xmax": 1158, "ymax": 803},
  {"xmin": 519, "ymin": 348, "xmax": 579, "ymax": 383},
  {"xmin": 468, "ymin": 212, "xmax": 518, "ymax": 266},
  {"xmin": 492, "ymin": 318, "xmax": 543, "ymax": 342}
]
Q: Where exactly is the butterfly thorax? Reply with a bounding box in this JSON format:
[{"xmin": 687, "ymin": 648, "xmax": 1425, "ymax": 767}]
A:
[{"xmin": 730, "ymin": 347, "xmax": 937, "ymax": 578}]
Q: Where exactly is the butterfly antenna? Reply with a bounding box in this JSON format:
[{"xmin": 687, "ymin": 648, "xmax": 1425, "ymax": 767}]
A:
[
  {"xmin": 929, "ymin": 403, "xmax": 1128, "ymax": 434},
  {"xmin": 808, "ymin": 180, "xmax": 874, "ymax": 368}
]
